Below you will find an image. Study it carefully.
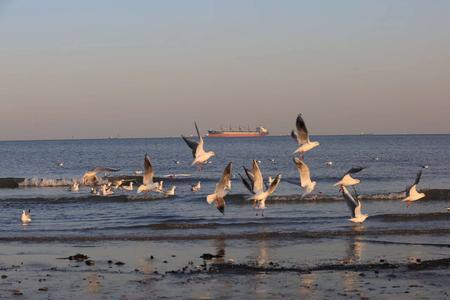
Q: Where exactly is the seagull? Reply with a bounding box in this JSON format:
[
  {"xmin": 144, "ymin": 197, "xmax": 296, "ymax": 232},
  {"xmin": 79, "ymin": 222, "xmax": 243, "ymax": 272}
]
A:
[
  {"xmin": 82, "ymin": 167, "xmax": 120, "ymax": 186},
  {"xmin": 137, "ymin": 154, "xmax": 159, "ymax": 193},
  {"xmin": 251, "ymin": 175, "xmax": 281, "ymax": 215},
  {"xmin": 164, "ymin": 186, "xmax": 176, "ymax": 196},
  {"xmin": 99, "ymin": 184, "xmax": 114, "ymax": 196},
  {"xmin": 334, "ymin": 167, "xmax": 366, "ymax": 187},
  {"xmin": 402, "ymin": 171, "xmax": 425, "ymax": 206},
  {"xmin": 174, "ymin": 160, "xmax": 181, "ymax": 165},
  {"xmin": 269, "ymin": 158, "xmax": 276, "ymax": 164},
  {"xmin": 21, "ymin": 210, "xmax": 31, "ymax": 224},
  {"xmin": 56, "ymin": 162, "xmax": 64, "ymax": 167},
  {"xmin": 421, "ymin": 165, "xmax": 429, "ymax": 169},
  {"xmin": 181, "ymin": 122, "xmax": 215, "ymax": 166},
  {"xmin": 291, "ymin": 114, "xmax": 320, "ymax": 155},
  {"xmin": 239, "ymin": 160, "xmax": 281, "ymax": 215},
  {"xmin": 69, "ymin": 181, "xmax": 79, "ymax": 192},
  {"xmin": 325, "ymin": 161, "xmax": 333, "ymax": 166},
  {"xmin": 191, "ymin": 181, "xmax": 201, "ymax": 192},
  {"xmin": 341, "ymin": 186, "xmax": 368, "ymax": 223},
  {"xmin": 293, "ymin": 157, "xmax": 316, "ymax": 199},
  {"xmin": 207, "ymin": 162, "xmax": 232, "ymax": 214},
  {"xmin": 122, "ymin": 182, "xmax": 134, "ymax": 191}
]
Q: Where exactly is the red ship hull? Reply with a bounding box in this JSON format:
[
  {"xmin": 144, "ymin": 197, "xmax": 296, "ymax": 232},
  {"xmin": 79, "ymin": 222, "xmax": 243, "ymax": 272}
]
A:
[{"xmin": 207, "ymin": 132, "xmax": 269, "ymax": 138}]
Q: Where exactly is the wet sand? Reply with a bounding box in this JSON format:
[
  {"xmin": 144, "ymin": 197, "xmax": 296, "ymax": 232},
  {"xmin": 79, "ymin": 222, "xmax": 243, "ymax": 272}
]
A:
[{"xmin": 0, "ymin": 238, "xmax": 449, "ymax": 299}]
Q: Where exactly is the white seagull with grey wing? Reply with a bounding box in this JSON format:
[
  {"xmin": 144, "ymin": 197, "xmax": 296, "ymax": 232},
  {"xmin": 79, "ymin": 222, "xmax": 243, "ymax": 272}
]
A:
[
  {"xmin": 182, "ymin": 122, "xmax": 215, "ymax": 166},
  {"xmin": 402, "ymin": 171, "xmax": 425, "ymax": 206},
  {"xmin": 291, "ymin": 114, "xmax": 320, "ymax": 155},
  {"xmin": 239, "ymin": 160, "xmax": 281, "ymax": 215},
  {"xmin": 207, "ymin": 162, "xmax": 232, "ymax": 214},
  {"xmin": 334, "ymin": 167, "xmax": 366, "ymax": 187},
  {"xmin": 341, "ymin": 186, "xmax": 368, "ymax": 223},
  {"xmin": 137, "ymin": 154, "xmax": 160, "ymax": 193},
  {"xmin": 293, "ymin": 157, "xmax": 316, "ymax": 199}
]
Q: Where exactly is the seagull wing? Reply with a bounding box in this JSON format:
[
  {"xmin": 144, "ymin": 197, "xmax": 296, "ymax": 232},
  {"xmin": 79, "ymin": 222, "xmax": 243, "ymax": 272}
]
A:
[
  {"xmin": 143, "ymin": 154, "xmax": 154, "ymax": 185},
  {"xmin": 342, "ymin": 186, "xmax": 358, "ymax": 218},
  {"xmin": 252, "ymin": 160, "xmax": 264, "ymax": 194},
  {"xmin": 295, "ymin": 114, "xmax": 310, "ymax": 144},
  {"xmin": 414, "ymin": 170, "xmax": 422, "ymax": 185},
  {"xmin": 346, "ymin": 166, "xmax": 366, "ymax": 175},
  {"xmin": 406, "ymin": 171, "xmax": 422, "ymax": 197},
  {"xmin": 293, "ymin": 157, "xmax": 312, "ymax": 188},
  {"xmin": 216, "ymin": 162, "xmax": 232, "ymax": 193},
  {"xmin": 266, "ymin": 174, "xmax": 281, "ymax": 195},
  {"xmin": 354, "ymin": 199, "xmax": 363, "ymax": 218},
  {"xmin": 239, "ymin": 173, "xmax": 254, "ymax": 194},
  {"xmin": 181, "ymin": 136, "xmax": 199, "ymax": 158},
  {"xmin": 194, "ymin": 122, "xmax": 206, "ymax": 157}
]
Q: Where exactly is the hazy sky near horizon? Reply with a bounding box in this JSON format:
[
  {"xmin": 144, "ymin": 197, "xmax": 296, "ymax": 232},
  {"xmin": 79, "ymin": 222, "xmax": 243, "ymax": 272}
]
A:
[{"xmin": 1, "ymin": 0, "xmax": 449, "ymax": 140}]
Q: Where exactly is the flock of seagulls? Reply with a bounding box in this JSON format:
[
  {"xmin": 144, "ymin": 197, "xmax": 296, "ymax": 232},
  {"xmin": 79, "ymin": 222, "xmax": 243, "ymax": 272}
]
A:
[{"xmin": 19, "ymin": 115, "xmax": 434, "ymax": 224}]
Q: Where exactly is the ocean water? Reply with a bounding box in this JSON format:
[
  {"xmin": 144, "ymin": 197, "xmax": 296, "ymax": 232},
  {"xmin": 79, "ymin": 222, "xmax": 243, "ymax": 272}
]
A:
[{"xmin": 0, "ymin": 135, "xmax": 449, "ymax": 245}]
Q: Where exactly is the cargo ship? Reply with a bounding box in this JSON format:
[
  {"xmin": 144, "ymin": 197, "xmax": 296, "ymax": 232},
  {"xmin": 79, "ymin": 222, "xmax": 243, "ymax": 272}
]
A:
[{"xmin": 206, "ymin": 126, "xmax": 269, "ymax": 138}]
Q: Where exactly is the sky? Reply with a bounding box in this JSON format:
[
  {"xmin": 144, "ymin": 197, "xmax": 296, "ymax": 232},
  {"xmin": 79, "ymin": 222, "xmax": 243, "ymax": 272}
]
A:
[{"xmin": 0, "ymin": 0, "xmax": 449, "ymax": 140}]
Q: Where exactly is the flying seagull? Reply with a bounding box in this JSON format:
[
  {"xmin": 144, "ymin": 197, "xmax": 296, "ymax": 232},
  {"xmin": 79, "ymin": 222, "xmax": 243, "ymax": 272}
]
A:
[
  {"xmin": 402, "ymin": 171, "xmax": 425, "ymax": 206},
  {"xmin": 334, "ymin": 167, "xmax": 366, "ymax": 187},
  {"xmin": 341, "ymin": 186, "xmax": 368, "ymax": 223},
  {"xmin": 182, "ymin": 122, "xmax": 215, "ymax": 166},
  {"xmin": 207, "ymin": 162, "xmax": 232, "ymax": 214},
  {"xmin": 82, "ymin": 166, "xmax": 120, "ymax": 186},
  {"xmin": 293, "ymin": 157, "xmax": 316, "ymax": 199},
  {"xmin": 137, "ymin": 154, "xmax": 160, "ymax": 193},
  {"xmin": 291, "ymin": 114, "xmax": 320, "ymax": 155},
  {"xmin": 239, "ymin": 160, "xmax": 281, "ymax": 215}
]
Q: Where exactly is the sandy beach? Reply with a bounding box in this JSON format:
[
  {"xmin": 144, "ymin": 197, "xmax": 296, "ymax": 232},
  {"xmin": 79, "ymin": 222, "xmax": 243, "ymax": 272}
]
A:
[{"xmin": 1, "ymin": 236, "xmax": 449, "ymax": 299}]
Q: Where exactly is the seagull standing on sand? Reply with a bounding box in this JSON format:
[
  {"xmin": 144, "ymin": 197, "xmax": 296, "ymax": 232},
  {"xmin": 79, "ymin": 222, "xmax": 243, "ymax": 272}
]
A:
[
  {"xmin": 191, "ymin": 181, "xmax": 201, "ymax": 192},
  {"xmin": 82, "ymin": 167, "xmax": 120, "ymax": 186},
  {"xmin": 137, "ymin": 154, "xmax": 159, "ymax": 193},
  {"xmin": 293, "ymin": 157, "xmax": 316, "ymax": 199},
  {"xmin": 291, "ymin": 114, "xmax": 320, "ymax": 155},
  {"xmin": 403, "ymin": 171, "xmax": 425, "ymax": 206},
  {"xmin": 334, "ymin": 167, "xmax": 366, "ymax": 187},
  {"xmin": 207, "ymin": 162, "xmax": 232, "ymax": 214},
  {"xmin": 181, "ymin": 122, "xmax": 215, "ymax": 167},
  {"xmin": 21, "ymin": 210, "xmax": 32, "ymax": 224},
  {"xmin": 239, "ymin": 160, "xmax": 281, "ymax": 215},
  {"xmin": 341, "ymin": 186, "xmax": 368, "ymax": 223}
]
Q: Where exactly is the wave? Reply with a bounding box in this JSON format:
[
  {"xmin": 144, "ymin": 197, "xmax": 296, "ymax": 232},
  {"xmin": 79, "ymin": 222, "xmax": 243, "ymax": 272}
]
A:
[
  {"xmin": 1, "ymin": 228, "xmax": 449, "ymax": 242},
  {"xmin": 370, "ymin": 212, "xmax": 450, "ymax": 222}
]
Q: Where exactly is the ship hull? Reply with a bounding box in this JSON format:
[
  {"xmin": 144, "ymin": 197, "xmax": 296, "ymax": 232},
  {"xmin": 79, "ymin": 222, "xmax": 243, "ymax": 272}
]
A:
[{"xmin": 207, "ymin": 132, "xmax": 269, "ymax": 138}]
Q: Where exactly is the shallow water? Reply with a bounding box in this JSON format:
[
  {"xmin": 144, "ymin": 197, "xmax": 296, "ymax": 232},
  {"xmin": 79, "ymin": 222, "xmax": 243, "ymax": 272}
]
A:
[{"xmin": 0, "ymin": 135, "xmax": 449, "ymax": 244}]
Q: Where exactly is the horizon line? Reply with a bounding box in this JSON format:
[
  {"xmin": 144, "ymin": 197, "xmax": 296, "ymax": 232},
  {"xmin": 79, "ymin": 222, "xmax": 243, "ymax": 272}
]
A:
[{"xmin": 1, "ymin": 132, "xmax": 449, "ymax": 143}]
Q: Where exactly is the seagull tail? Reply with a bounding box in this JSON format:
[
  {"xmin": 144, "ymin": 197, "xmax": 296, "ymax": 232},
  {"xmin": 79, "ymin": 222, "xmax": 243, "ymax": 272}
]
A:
[{"xmin": 207, "ymin": 193, "xmax": 217, "ymax": 204}]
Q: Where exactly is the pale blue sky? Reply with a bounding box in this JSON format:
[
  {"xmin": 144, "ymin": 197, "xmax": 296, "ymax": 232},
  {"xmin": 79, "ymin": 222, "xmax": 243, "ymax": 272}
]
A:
[{"xmin": 1, "ymin": 0, "xmax": 449, "ymax": 140}]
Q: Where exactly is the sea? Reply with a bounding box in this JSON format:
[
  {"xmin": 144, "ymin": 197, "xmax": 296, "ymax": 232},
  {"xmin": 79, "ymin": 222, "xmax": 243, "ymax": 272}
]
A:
[{"xmin": 0, "ymin": 135, "xmax": 449, "ymax": 247}]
